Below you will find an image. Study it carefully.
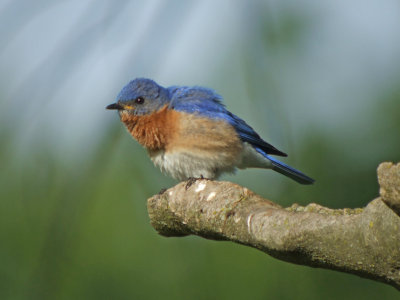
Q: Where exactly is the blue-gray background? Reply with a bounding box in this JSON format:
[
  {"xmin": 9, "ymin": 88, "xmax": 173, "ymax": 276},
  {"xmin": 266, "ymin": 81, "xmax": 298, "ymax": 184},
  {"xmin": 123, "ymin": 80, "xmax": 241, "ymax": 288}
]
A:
[{"xmin": 1, "ymin": 1, "xmax": 400, "ymax": 299}]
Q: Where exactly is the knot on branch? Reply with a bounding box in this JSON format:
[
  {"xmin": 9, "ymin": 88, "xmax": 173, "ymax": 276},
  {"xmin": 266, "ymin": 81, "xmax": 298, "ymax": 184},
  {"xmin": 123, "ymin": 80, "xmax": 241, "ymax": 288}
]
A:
[
  {"xmin": 378, "ymin": 162, "xmax": 400, "ymax": 216},
  {"xmin": 147, "ymin": 162, "xmax": 400, "ymax": 290}
]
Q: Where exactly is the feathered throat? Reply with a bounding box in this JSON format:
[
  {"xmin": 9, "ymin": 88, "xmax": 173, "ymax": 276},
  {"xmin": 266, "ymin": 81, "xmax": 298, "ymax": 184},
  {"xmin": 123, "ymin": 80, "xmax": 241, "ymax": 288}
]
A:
[{"xmin": 120, "ymin": 106, "xmax": 178, "ymax": 151}]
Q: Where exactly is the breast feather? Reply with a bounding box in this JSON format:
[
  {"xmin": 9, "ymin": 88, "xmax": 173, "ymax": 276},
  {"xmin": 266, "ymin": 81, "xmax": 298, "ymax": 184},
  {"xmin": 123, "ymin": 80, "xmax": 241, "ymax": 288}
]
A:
[
  {"xmin": 166, "ymin": 113, "xmax": 243, "ymax": 166},
  {"xmin": 120, "ymin": 105, "xmax": 180, "ymax": 151}
]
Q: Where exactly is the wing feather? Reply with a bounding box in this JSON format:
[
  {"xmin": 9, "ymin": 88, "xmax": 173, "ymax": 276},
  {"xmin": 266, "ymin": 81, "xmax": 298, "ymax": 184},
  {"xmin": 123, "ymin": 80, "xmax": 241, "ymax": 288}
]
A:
[{"xmin": 169, "ymin": 86, "xmax": 287, "ymax": 157}]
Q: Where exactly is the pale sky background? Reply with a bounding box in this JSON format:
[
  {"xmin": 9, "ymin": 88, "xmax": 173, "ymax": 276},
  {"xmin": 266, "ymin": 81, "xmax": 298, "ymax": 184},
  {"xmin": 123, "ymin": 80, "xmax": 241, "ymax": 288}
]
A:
[
  {"xmin": 1, "ymin": 0, "xmax": 400, "ymax": 160},
  {"xmin": 2, "ymin": 3, "xmax": 400, "ymax": 299}
]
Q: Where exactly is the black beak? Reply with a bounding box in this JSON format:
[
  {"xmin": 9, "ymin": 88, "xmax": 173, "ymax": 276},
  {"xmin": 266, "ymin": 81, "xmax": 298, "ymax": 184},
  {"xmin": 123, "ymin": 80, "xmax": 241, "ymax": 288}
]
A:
[{"xmin": 106, "ymin": 103, "xmax": 124, "ymax": 110}]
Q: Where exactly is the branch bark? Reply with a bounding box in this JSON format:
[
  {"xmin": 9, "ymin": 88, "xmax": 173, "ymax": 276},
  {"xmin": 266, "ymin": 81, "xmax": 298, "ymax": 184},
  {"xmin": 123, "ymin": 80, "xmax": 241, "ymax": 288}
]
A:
[{"xmin": 147, "ymin": 162, "xmax": 400, "ymax": 290}]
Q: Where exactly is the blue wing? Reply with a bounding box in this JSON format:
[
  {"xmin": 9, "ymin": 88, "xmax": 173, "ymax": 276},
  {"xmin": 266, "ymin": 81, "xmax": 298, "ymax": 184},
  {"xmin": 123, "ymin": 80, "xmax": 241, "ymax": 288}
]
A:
[
  {"xmin": 168, "ymin": 86, "xmax": 287, "ymax": 157},
  {"xmin": 256, "ymin": 148, "xmax": 314, "ymax": 184}
]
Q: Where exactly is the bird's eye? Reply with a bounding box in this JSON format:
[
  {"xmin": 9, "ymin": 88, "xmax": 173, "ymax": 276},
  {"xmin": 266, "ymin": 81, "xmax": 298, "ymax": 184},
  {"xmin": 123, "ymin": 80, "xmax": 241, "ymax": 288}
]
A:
[{"xmin": 135, "ymin": 96, "xmax": 145, "ymax": 104}]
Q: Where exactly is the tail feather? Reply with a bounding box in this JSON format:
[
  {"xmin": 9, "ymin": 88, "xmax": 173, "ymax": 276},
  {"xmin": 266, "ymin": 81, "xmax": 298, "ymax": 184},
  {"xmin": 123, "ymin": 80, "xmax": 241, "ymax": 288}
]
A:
[{"xmin": 267, "ymin": 156, "xmax": 315, "ymax": 185}]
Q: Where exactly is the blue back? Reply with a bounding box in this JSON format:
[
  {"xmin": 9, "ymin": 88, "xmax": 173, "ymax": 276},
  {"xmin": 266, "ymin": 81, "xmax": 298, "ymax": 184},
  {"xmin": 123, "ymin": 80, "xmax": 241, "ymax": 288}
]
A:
[{"xmin": 168, "ymin": 86, "xmax": 287, "ymax": 157}]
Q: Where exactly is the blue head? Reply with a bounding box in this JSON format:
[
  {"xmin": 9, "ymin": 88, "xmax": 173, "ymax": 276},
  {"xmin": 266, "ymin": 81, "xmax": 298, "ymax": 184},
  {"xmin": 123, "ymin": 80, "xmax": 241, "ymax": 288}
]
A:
[{"xmin": 106, "ymin": 78, "xmax": 170, "ymax": 115}]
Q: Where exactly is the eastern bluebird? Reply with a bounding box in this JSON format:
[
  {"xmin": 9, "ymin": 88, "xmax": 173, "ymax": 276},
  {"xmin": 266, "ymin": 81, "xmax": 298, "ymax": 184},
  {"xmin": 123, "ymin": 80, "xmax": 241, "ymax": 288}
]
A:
[{"xmin": 106, "ymin": 78, "xmax": 314, "ymax": 184}]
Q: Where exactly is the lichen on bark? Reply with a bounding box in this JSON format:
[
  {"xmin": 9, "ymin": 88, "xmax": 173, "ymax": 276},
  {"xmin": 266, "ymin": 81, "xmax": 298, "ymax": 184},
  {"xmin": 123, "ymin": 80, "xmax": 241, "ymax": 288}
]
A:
[{"xmin": 147, "ymin": 162, "xmax": 400, "ymax": 290}]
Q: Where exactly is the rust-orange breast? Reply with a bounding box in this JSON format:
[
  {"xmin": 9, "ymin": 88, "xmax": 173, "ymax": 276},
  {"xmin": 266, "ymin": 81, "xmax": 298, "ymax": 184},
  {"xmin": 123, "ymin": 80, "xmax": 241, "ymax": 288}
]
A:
[
  {"xmin": 166, "ymin": 112, "xmax": 243, "ymax": 161},
  {"xmin": 120, "ymin": 106, "xmax": 243, "ymax": 165},
  {"xmin": 120, "ymin": 105, "xmax": 180, "ymax": 151}
]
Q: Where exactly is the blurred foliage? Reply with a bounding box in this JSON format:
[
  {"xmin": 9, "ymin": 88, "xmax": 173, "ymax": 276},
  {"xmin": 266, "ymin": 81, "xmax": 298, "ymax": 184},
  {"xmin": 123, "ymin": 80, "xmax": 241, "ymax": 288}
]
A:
[
  {"xmin": 1, "ymin": 1, "xmax": 400, "ymax": 300},
  {"xmin": 1, "ymin": 86, "xmax": 399, "ymax": 299}
]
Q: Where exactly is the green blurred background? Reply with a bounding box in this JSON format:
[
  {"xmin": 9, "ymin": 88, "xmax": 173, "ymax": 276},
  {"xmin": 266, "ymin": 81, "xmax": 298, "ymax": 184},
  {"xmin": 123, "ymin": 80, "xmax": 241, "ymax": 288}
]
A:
[{"xmin": 1, "ymin": 1, "xmax": 400, "ymax": 299}]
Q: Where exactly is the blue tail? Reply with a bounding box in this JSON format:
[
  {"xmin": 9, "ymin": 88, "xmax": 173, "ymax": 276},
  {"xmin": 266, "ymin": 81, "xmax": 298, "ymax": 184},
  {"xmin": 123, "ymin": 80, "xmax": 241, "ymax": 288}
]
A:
[{"xmin": 267, "ymin": 156, "xmax": 314, "ymax": 185}]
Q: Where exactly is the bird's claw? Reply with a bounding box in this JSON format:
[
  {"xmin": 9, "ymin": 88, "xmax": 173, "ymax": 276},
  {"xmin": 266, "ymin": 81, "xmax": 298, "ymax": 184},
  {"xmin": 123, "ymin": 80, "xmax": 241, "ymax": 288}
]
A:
[
  {"xmin": 185, "ymin": 176, "xmax": 210, "ymax": 190},
  {"xmin": 158, "ymin": 188, "xmax": 167, "ymax": 195},
  {"xmin": 185, "ymin": 177, "xmax": 198, "ymax": 190}
]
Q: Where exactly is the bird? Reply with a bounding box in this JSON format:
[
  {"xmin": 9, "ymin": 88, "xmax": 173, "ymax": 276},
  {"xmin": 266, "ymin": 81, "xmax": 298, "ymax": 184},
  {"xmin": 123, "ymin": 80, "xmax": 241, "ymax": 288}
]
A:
[{"xmin": 106, "ymin": 78, "xmax": 314, "ymax": 185}]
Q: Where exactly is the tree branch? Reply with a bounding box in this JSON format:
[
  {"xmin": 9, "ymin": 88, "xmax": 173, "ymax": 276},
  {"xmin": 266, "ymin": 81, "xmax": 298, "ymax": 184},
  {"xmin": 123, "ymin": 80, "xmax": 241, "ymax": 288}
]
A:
[{"xmin": 147, "ymin": 162, "xmax": 400, "ymax": 290}]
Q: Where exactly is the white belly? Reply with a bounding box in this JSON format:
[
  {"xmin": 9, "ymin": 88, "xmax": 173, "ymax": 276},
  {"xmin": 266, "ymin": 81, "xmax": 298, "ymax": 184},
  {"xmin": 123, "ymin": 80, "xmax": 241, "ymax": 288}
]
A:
[
  {"xmin": 148, "ymin": 142, "xmax": 273, "ymax": 181},
  {"xmin": 236, "ymin": 143, "xmax": 273, "ymax": 169},
  {"xmin": 149, "ymin": 150, "xmax": 237, "ymax": 180}
]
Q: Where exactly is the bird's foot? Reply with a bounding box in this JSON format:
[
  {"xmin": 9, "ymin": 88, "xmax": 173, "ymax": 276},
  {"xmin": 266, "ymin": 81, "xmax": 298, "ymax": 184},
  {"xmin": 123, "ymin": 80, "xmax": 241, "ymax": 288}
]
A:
[
  {"xmin": 185, "ymin": 176, "xmax": 210, "ymax": 190},
  {"xmin": 158, "ymin": 188, "xmax": 167, "ymax": 195},
  {"xmin": 185, "ymin": 177, "xmax": 198, "ymax": 190}
]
